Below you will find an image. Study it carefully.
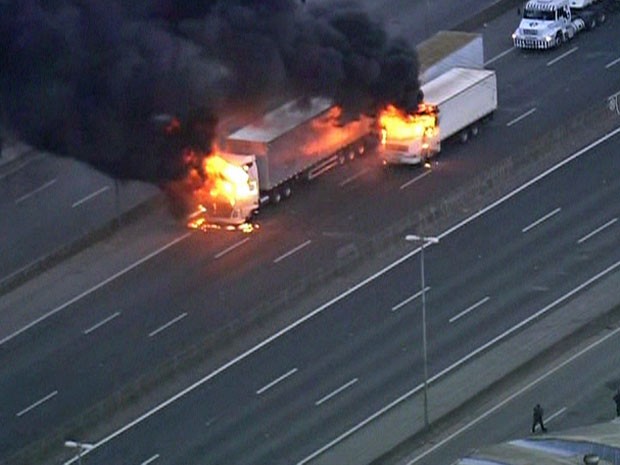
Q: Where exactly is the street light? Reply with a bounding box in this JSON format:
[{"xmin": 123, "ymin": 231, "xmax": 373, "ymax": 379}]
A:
[
  {"xmin": 64, "ymin": 440, "xmax": 94, "ymax": 465},
  {"xmin": 405, "ymin": 233, "xmax": 439, "ymax": 429}
]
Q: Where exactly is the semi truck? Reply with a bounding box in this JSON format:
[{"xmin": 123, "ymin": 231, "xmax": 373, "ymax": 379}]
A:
[
  {"xmin": 187, "ymin": 97, "xmax": 376, "ymax": 226},
  {"xmin": 512, "ymin": 0, "xmax": 609, "ymax": 49},
  {"xmin": 379, "ymin": 67, "xmax": 498, "ymax": 165}
]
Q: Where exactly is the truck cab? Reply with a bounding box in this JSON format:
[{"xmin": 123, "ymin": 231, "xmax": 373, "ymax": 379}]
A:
[{"xmin": 512, "ymin": 0, "xmax": 578, "ymax": 49}]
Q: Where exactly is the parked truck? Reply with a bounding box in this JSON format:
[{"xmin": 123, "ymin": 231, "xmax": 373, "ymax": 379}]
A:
[
  {"xmin": 379, "ymin": 67, "xmax": 498, "ymax": 165},
  {"xmin": 512, "ymin": 0, "xmax": 608, "ymax": 49}
]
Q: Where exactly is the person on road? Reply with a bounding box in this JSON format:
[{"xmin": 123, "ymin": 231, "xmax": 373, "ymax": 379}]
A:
[
  {"xmin": 532, "ymin": 403, "xmax": 547, "ymax": 433},
  {"xmin": 613, "ymin": 388, "xmax": 620, "ymax": 417}
]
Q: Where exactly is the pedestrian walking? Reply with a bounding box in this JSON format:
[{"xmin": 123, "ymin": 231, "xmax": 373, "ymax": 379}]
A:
[
  {"xmin": 613, "ymin": 388, "xmax": 620, "ymax": 417},
  {"xmin": 532, "ymin": 403, "xmax": 547, "ymax": 433}
]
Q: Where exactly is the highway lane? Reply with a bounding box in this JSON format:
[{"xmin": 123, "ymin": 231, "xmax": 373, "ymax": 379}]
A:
[
  {"xmin": 399, "ymin": 320, "xmax": 620, "ymax": 465},
  {"xmin": 0, "ymin": 152, "xmax": 158, "ymax": 284},
  {"xmin": 53, "ymin": 127, "xmax": 620, "ymax": 465},
  {"xmin": 2, "ymin": 5, "xmax": 620, "ymax": 460}
]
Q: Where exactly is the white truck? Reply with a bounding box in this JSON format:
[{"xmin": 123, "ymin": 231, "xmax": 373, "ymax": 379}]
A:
[
  {"xmin": 512, "ymin": 0, "xmax": 607, "ymax": 49},
  {"xmin": 379, "ymin": 67, "xmax": 498, "ymax": 165},
  {"xmin": 189, "ymin": 97, "xmax": 375, "ymax": 226}
]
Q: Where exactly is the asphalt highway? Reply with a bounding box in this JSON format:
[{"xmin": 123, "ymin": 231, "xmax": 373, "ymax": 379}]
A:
[
  {"xmin": 0, "ymin": 2, "xmax": 619, "ymax": 464},
  {"xmin": 55, "ymin": 118, "xmax": 620, "ymax": 465}
]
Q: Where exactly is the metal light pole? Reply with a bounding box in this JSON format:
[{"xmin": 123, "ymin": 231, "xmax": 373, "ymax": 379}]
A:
[
  {"xmin": 64, "ymin": 440, "xmax": 94, "ymax": 465},
  {"xmin": 405, "ymin": 234, "xmax": 439, "ymax": 429}
]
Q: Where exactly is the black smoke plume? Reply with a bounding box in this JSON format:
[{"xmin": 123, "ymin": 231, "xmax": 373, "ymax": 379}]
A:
[{"xmin": 0, "ymin": 0, "xmax": 421, "ymax": 183}]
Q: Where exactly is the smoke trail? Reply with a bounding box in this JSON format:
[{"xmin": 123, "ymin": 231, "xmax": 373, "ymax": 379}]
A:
[{"xmin": 0, "ymin": 0, "xmax": 421, "ymax": 183}]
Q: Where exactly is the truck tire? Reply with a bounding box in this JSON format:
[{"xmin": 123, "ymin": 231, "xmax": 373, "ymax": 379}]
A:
[
  {"xmin": 470, "ymin": 125, "xmax": 480, "ymax": 137},
  {"xmin": 554, "ymin": 32, "xmax": 564, "ymax": 47},
  {"xmin": 270, "ymin": 191, "xmax": 281, "ymax": 204},
  {"xmin": 282, "ymin": 185, "xmax": 292, "ymax": 198},
  {"xmin": 459, "ymin": 130, "xmax": 469, "ymax": 144}
]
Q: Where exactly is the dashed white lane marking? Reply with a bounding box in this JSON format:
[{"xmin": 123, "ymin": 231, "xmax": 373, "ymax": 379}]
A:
[
  {"xmin": 0, "ymin": 152, "xmax": 44, "ymax": 181},
  {"xmin": 546, "ymin": 406, "xmax": 567, "ymax": 423},
  {"xmin": 485, "ymin": 47, "xmax": 514, "ymax": 66},
  {"xmin": 16, "ymin": 390, "xmax": 58, "ymax": 417},
  {"xmin": 315, "ymin": 378, "xmax": 359, "ymax": 406},
  {"xmin": 256, "ymin": 368, "xmax": 298, "ymax": 395},
  {"xmin": 15, "ymin": 178, "xmax": 57, "ymax": 204},
  {"xmin": 72, "ymin": 185, "xmax": 111, "ymax": 208},
  {"xmin": 449, "ymin": 296, "xmax": 491, "ymax": 323},
  {"xmin": 577, "ymin": 218, "xmax": 617, "ymax": 244},
  {"xmin": 148, "ymin": 313, "xmax": 188, "ymax": 338},
  {"xmin": 0, "ymin": 232, "xmax": 192, "ymax": 347},
  {"xmin": 392, "ymin": 287, "xmax": 431, "ymax": 312},
  {"xmin": 546, "ymin": 46, "xmax": 578, "ymax": 67},
  {"xmin": 274, "ymin": 240, "xmax": 312, "ymax": 264},
  {"xmin": 214, "ymin": 238, "xmax": 250, "ymax": 259},
  {"xmin": 522, "ymin": 207, "xmax": 561, "ymax": 233},
  {"xmin": 506, "ymin": 108, "xmax": 537, "ymax": 127},
  {"xmin": 400, "ymin": 170, "xmax": 431, "ymax": 190},
  {"xmin": 140, "ymin": 454, "xmax": 160, "ymax": 465},
  {"xmin": 605, "ymin": 56, "xmax": 620, "ymax": 69},
  {"xmin": 83, "ymin": 311, "xmax": 121, "ymax": 335},
  {"xmin": 340, "ymin": 168, "xmax": 369, "ymax": 186}
]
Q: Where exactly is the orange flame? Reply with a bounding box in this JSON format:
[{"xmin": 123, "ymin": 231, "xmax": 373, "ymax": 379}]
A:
[{"xmin": 379, "ymin": 104, "xmax": 437, "ymax": 144}]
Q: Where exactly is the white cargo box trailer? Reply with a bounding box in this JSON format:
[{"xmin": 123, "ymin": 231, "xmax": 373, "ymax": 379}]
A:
[
  {"xmin": 423, "ymin": 67, "xmax": 497, "ymax": 142},
  {"xmin": 225, "ymin": 97, "xmax": 373, "ymax": 202},
  {"xmin": 417, "ymin": 31, "xmax": 484, "ymax": 84}
]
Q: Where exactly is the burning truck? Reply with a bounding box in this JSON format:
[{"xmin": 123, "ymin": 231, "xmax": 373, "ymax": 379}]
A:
[{"xmin": 182, "ymin": 30, "xmax": 497, "ymax": 228}]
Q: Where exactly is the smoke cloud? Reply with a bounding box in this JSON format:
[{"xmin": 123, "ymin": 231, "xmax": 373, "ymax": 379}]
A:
[{"xmin": 0, "ymin": 0, "xmax": 421, "ymax": 183}]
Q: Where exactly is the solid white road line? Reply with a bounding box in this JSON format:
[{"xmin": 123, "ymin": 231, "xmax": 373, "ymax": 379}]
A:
[
  {"xmin": 506, "ymin": 108, "xmax": 537, "ymax": 127},
  {"xmin": 140, "ymin": 454, "xmax": 160, "ymax": 465},
  {"xmin": 15, "ymin": 178, "xmax": 57, "ymax": 204},
  {"xmin": 391, "ymin": 287, "xmax": 431, "ymax": 312},
  {"xmin": 72, "ymin": 186, "xmax": 111, "ymax": 208},
  {"xmin": 315, "ymin": 378, "xmax": 359, "ymax": 406},
  {"xmin": 214, "ymin": 238, "xmax": 250, "ymax": 259},
  {"xmin": 449, "ymin": 296, "xmax": 491, "ymax": 323},
  {"xmin": 522, "ymin": 207, "xmax": 561, "ymax": 233},
  {"xmin": 273, "ymin": 240, "xmax": 312, "ymax": 264},
  {"xmin": 148, "ymin": 313, "xmax": 188, "ymax": 338},
  {"xmin": 484, "ymin": 47, "xmax": 514, "ymax": 66},
  {"xmin": 297, "ymin": 258, "xmax": 620, "ymax": 465},
  {"xmin": 339, "ymin": 168, "xmax": 369, "ymax": 187},
  {"xmin": 400, "ymin": 170, "xmax": 431, "ymax": 190},
  {"xmin": 16, "ymin": 390, "xmax": 58, "ymax": 417},
  {"xmin": 546, "ymin": 406, "xmax": 567, "ymax": 423},
  {"xmin": 0, "ymin": 232, "xmax": 192, "ymax": 347},
  {"xmin": 577, "ymin": 218, "xmax": 618, "ymax": 244},
  {"xmin": 83, "ymin": 311, "xmax": 121, "ymax": 335},
  {"xmin": 256, "ymin": 368, "xmax": 298, "ymax": 395},
  {"xmin": 404, "ymin": 327, "xmax": 620, "ymax": 465},
  {"xmin": 61, "ymin": 125, "xmax": 620, "ymax": 465},
  {"xmin": 605, "ymin": 56, "xmax": 620, "ymax": 69},
  {"xmin": 546, "ymin": 46, "xmax": 578, "ymax": 67}
]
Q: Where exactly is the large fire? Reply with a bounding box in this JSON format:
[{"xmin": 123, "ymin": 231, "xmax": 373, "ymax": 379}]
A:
[
  {"xmin": 379, "ymin": 103, "xmax": 438, "ymax": 145},
  {"xmin": 186, "ymin": 148, "xmax": 258, "ymax": 233}
]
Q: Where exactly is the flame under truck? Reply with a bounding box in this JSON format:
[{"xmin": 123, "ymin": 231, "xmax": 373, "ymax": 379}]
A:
[{"xmin": 512, "ymin": 0, "xmax": 609, "ymax": 49}]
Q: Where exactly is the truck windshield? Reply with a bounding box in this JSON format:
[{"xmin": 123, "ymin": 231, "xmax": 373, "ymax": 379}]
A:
[{"xmin": 523, "ymin": 9, "xmax": 556, "ymax": 21}]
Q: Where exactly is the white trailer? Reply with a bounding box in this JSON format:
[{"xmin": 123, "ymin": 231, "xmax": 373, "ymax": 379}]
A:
[
  {"xmin": 214, "ymin": 97, "xmax": 374, "ymax": 222},
  {"xmin": 380, "ymin": 67, "xmax": 497, "ymax": 165},
  {"xmin": 417, "ymin": 31, "xmax": 484, "ymax": 84}
]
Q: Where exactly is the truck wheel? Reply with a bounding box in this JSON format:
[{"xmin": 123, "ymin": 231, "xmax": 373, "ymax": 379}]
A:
[
  {"xmin": 338, "ymin": 153, "xmax": 346, "ymax": 165},
  {"xmin": 459, "ymin": 130, "xmax": 469, "ymax": 144},
  {"xmin": 282, "ymin": 186, "xmax": 292, "ymax": 198},
  {"xmin": 470, "ymin": 125, "xmax": 480, "ymax": 137},
  {"xmin": 270, "ymin": 191, "xmax": 281, "ymax": 204},
  {"xmin": 554, "ymin": 32, "xmax": 563, "ymax": 47},
  {"xmin": 348, "ymin": 150, "xmax": 356, "ymax": 161}
]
